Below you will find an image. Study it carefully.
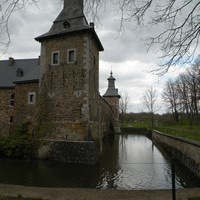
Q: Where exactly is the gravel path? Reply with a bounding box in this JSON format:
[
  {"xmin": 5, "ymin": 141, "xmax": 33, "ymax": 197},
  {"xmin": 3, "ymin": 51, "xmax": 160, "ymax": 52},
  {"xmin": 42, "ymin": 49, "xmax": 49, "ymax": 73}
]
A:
[{"xmin": 0, "ymin": 184, "xmax": 200, "ymax": 200}]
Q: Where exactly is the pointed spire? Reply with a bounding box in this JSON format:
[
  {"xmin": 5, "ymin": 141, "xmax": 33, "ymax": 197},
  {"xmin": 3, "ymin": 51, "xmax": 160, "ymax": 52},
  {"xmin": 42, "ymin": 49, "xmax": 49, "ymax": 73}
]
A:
[
  {"xmin": 57, "ymin": 0, "xmax": 84, "ymax": 22},
  {"xmin": 103, "ymin": 71, "xmax": 120, "ymax": 98},
  {"xmin": 108, "ymin": 71, "xmax": 115, "ymax": 88}
]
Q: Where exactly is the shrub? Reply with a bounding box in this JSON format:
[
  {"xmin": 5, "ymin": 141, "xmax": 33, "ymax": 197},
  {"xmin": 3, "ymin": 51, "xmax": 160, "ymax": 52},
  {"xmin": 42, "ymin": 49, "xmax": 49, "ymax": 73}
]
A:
[{"xmin": 0, "ymin": 123, "xmax": 40, "ymax": 159}]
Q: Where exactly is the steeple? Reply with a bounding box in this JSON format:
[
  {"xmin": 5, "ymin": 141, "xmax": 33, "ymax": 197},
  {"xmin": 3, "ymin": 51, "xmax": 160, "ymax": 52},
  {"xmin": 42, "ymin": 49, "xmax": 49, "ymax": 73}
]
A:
[
  {"xmin": 103, "ymin": 71, "xmax": 121, "ymax": 134},
  {"xmin": 35, "ymin": 0, "xmax": 103, "ymax": 51},
  {"xmin": 103, "ymin": 71, "xmax": 120, "ymax": 98},
  {"xmin": 62, "ymin": 0, "xmax": 84, "ymax": 19}
]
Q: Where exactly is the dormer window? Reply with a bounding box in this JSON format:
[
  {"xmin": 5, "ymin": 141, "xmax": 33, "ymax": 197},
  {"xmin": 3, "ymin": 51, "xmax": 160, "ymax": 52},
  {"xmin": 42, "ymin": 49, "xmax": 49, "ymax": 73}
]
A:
[
  {"xmin": 16, "ymin": 68, "xmax": 24, "ymax": 77},
  {"xmin": 52, "ymin": 51, "xmax": 60, "ymax": 65},
  {"xmin": 67, "ymin": 49, "xmax": 76, "ymax": 63},
  {"xmin": 63, "ymin": 20, "xmax": 70, "ymax": 29}
]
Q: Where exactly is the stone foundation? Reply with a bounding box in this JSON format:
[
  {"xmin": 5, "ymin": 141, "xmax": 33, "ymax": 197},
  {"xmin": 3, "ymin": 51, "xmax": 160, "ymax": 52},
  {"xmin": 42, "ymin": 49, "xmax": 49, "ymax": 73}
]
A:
[
  {"xmin": 38, "ymin": 140, "xmax": 99, "ymax": 164},
  {"xmin": 152, "ymin": 130, "xmax": 200, "ymax": 178}
]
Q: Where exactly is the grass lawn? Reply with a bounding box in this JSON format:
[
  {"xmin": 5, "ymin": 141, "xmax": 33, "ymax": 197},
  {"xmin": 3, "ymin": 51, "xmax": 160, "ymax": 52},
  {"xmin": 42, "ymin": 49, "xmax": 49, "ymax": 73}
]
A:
[
  {"xmin": 121, "ymin": 122, "xmax": 200, "ymax": 142},
  {"xmin": 155, "ymin": 124, "xmax": 200, "ymax": 142}
]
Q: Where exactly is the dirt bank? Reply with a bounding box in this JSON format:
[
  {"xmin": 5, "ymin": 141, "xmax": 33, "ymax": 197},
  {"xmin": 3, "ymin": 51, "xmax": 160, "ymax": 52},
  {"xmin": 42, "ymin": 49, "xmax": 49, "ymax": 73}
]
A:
[{"xmin": 0, "ymin": 184, "xmax": 200, "ymax": 200}]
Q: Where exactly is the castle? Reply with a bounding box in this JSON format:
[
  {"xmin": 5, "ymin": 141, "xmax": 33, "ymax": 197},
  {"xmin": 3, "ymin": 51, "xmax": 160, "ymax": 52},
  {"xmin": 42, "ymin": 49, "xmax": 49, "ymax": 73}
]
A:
[{"xmin": 0, "ymin": 0, "xmax": 120, "ymax": 164}]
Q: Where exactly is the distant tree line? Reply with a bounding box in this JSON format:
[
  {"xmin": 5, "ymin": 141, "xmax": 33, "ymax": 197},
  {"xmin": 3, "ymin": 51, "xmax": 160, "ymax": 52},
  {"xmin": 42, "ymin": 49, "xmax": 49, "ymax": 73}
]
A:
[
  {"xmin": 119, "ymin": 112, "xmax": 174, "ymax": 126},
  {"xmin": 162, "ymin": 56, "xmax": 200, "ymax": 125}
]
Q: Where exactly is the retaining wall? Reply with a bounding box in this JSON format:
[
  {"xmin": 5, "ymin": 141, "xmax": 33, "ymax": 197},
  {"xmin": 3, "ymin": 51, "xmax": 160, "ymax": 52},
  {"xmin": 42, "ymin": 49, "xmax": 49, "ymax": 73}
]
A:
[
  {"xmin": 38, "ymin": 140, "xmax": 98, "ymax": 164},
  {"xmin": 152, "ymin": 130, "xmax": 200, "ymax": 178},
  {"xmin": 120, "ymin": 127, "xmax": 147, "ymax": 134}
]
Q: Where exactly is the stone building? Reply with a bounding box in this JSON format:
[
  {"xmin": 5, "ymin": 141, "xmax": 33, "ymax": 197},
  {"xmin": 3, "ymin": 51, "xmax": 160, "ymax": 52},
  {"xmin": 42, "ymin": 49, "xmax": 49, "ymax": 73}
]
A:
[
  {"xmin": 0, "ymin": 0, "xmax": 120, "ymax": 163},
  {"xmin": 0, "ymin": 58, "xmax": 40, "ymax": 135}
]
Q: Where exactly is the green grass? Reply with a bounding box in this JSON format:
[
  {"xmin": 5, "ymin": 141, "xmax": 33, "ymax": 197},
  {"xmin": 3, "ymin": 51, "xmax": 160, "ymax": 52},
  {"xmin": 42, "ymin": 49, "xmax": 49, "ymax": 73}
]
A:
[
  {"xmin": 120, "ymin": 122, "xmax": 200, "ymax": 142},
  {"xmin": 155, "ymin": 124, "xmax": 200, "ymax": 142}
]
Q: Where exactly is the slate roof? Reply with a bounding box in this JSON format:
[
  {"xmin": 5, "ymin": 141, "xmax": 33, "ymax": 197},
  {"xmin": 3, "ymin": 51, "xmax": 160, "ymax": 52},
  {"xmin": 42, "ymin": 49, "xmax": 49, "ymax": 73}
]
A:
[
  {"xmin": 35, "ymin": 0, "xmax": 104, "ymax": 51},
  {"xmin": 0, "ymin": 58, "xmax": 40, "ymax": 88},
  {"xmin": 103, "ymin": 72, "xmax": 120, "ymax": 98}
]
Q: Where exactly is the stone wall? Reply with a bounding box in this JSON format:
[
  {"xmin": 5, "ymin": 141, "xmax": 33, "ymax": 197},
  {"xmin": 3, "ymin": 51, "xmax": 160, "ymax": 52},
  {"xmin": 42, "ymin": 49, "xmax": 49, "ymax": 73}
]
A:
[
  {"xmin": 36, "ymin": 32, "xmax": 113, "ymax": 163},
  {"xmin": 152, "ymin": 130, "xmax": 200, "ymax": 178},
  {"xmin": 0, "ymin": 88, "xmax": 14, "ymax": 135},
  {"xmin": 13, "ymin": 82, "xmax": 38, "ymax": 131},
  {"xmin": 99, "ymin": 96, "xmax": 113, "ymax": 137},
  {"xmin": 37, "ymin": 96, "xmax": 112, "ymax": 164},
  {"xmin": 103, "ymin": 96, "xmax": 120, "ymax": 133},
  {"xmin": 38, "ymin": 33, "xmax": 100, "ymax": 140},
  {"xmin": 121, "ymin": 127, "xmax": 148, "ymax": 134},
  {"xmin": 38, "ymin": 139, "xmax": 98, "ymax": 164}
]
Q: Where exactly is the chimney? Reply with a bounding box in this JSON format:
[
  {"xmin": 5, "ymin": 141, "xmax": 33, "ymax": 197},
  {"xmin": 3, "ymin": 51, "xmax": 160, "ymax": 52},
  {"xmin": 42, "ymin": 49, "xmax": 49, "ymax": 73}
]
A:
[
  {"xmin": 90, "ymin": 22, "xmax": 95, "ymax": 28},
  {"xmin": 8, "ymin": 57, "xmax": 15, "ymax": 66},
  {"xmin": 38, "ymin": 56, "xmax": 41, "ymax": 65}
]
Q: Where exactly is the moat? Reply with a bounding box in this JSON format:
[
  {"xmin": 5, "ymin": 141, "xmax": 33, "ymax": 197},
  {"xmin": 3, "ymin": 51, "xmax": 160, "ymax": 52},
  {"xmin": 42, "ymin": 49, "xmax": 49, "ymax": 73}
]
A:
[{"xmin": 0, "ymin": 134, "xmax": 199, "ymax": 189}]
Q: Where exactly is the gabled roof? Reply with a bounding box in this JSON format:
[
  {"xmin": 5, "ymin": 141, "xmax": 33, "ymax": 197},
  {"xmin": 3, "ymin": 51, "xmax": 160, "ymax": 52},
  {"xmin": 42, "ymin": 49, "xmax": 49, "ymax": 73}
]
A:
[{"xmin": 0, "ymin": 58, "xmax": 40, "ymax": 88}]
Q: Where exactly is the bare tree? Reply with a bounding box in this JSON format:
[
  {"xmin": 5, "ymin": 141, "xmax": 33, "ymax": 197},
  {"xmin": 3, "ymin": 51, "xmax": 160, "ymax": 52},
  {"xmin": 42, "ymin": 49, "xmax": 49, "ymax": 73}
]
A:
[
  {"xmin": 0, "ymin": 0, "xmax": 38, "ymax": 53},
  {"xmin": 176, "ymin": 74, "xmax": 193, "ymax": 125},
  {"xmin": 86, "ymin": 0, "xmax": 200, "ymax": 74},
  {"xmin": 1, "ymin": 0, "xmax": 199, "ymax": 72},
  {"xmin": 115, "ymin": 0, "xmax": 200, "ymax": 74},
  {"xmin": 162, "ymin": 79, "xmax": 180, "ymax": 123},
  {"xmin": 119, "ymin": 91, "xmax": 130, "ymax": 123},
  {"xmin": 142, "ymin": 87, "xmax": 158, "ymax": 128},
  {"xmin": 163, "ymin": 56, "xmax": 200, "ymax": 125}
]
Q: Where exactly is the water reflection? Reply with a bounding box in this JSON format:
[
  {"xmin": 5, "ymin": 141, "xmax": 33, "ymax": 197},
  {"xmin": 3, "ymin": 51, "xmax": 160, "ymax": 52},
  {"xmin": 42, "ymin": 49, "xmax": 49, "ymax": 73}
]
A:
[
  {"xmin": 98, "ymin": 134, "xmax": 178, "ymax": 190},
  {"xmin": 0, "ymin": 134, "xmax": 199, "ymax": 189}
]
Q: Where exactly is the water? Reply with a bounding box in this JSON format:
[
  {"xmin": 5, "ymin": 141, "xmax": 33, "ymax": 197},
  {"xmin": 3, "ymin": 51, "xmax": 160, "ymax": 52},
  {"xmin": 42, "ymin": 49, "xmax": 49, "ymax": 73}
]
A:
[{"xmin": 0, "ymin": 134, "xmax": 199, "ymax": 189}]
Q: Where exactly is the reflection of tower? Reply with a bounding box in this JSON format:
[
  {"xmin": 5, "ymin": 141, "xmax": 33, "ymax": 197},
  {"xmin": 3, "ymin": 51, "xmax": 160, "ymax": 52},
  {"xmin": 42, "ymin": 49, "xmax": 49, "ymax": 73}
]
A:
[{"xmin": 103, "ymin": 72, "xmax": 121, "ymax": 133}]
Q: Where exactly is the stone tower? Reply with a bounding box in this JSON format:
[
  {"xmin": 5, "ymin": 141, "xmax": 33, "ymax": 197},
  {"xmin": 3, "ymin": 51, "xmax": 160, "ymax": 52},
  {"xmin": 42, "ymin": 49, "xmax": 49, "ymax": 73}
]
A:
[
  {"xmin": 103, "ymin": 72, "xmax": 121, "ymax": 133},
  {"xmin": 35, "ymin": 0, "xmax": 106, "ymax": 163}
]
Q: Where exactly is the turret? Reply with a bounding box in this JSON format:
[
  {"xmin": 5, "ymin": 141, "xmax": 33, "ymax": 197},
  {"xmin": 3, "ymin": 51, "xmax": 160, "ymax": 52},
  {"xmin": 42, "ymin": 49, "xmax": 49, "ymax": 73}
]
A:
[
  {"xmin": 35, "ymin": 0, "xmax": 104, "ymax": 142},
  {"xmin": 103, "ymin": 71, "xmax": 121, "ymax": 133}
]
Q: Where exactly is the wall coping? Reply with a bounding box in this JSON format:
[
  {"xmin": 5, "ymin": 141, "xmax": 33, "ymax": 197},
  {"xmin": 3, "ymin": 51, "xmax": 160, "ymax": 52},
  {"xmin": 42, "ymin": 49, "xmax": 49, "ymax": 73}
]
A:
[
  {"xmin": 43, "ymin": 139, "xmax": 94, "ymax": 144},
  {"xmin": 153, "ymin": 130, "xmax": 200, "ymax": 148}
]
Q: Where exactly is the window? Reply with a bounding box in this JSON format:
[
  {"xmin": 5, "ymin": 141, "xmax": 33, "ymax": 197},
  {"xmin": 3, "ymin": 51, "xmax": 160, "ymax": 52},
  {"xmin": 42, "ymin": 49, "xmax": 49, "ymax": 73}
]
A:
[
  {"xmin": 16, "ymin": 68, "xmax": 24, "ymax": 77},
  {"xmin": 10, "ymin": 116, "xmax": 13, "ymax": 124},
  {"xmin": 10, "ymin": 93, "xmax": 15, "ymax": 107},
  {"xmin": 94, "ymin": 56, "xmax": 96, "ymax": 67},
  {"xmin": 63, "ymin": 20, "xmax": 70, "ymax": 29},
  {"xmin": 28, "ymin": 92, "xmax": 36, "ymax": 104},
  {"xmin": 67, "ymin": 49, "xmax": 76, "ymax": 63},
  {"xmin": 52, "ymin": 51, "xmax": 60, "ymax": 65}
]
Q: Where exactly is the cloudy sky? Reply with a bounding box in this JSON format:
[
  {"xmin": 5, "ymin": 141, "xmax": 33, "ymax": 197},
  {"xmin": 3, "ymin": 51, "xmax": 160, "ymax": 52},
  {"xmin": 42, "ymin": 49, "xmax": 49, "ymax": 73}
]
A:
[{"xmin": 0, "ymin": 0, "xmax": 191, "ymax": 113}]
